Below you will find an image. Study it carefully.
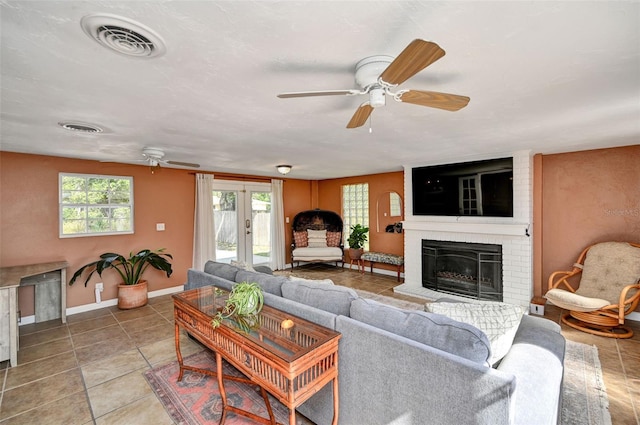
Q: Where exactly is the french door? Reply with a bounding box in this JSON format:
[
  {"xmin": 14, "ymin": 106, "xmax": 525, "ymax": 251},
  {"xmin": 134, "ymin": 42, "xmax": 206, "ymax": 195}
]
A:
[{"xmin": 212, "ymin": 181, "xmax": 271, "ymax": 266}]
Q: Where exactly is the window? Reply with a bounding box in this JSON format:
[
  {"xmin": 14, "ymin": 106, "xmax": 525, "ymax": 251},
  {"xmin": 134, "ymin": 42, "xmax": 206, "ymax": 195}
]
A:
[
  {"xmin": 342, "ymin": 183, "xmax": 369, "ymax": 248},
  {"xmin": 389, "ymin": 192, "xmax": 402, "ymax": 217},
  {"xmin": 59, "ymin": 173, "xmax": 133, "ymax": 237}
]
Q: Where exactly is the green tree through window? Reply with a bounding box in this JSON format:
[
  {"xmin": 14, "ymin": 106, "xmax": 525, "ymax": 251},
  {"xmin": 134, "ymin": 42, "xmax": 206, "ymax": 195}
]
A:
[{"xmin": 59, "ymin": 173, "xmax": 133, "ymax": 237}]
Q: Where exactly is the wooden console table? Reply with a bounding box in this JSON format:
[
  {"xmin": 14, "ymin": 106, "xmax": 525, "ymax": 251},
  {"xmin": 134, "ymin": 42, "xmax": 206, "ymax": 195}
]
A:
[
  {"xmin": 173, "ymin": 286, "xmax": 341, "ymax": 425},
  {"xmin": 0, "ymin": 261, "xmax": 68, "ymax": 366}
]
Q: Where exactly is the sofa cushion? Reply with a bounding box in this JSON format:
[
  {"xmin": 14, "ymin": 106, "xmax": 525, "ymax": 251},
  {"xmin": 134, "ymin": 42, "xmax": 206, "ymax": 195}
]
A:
[
  {"xmin": 425, "ymin": 301, "xmax": 525, "ymax": 365},
  {"xmin": 351, "ymin": 298, "xmax": 491, "ymax": 365},
  {"xmin": 281, "ymin": 279, "xmax": 358, "ymax": 316},
  {"xmin": 307, "ymin": 229, "xmax": 327, "ymax": 239},
  {"xmin": 253, "ymin": 265, "xmax": 273, "ymax": 275},
  {"xmin": 235, "ymin": 270, "xmax": 286, "ymax": 296},
  {"xmin": 293, "ymin": 231, "xmax": 308, "ymax": 247},
  {"xmin": 577, "ymin": 241, "xmax": 640, "ymax": 302},
  {"xmin": 203, "ymin": 261, "xmax": 241, "ymax": 282},
  {"xmin": 544, "ymin": 288, "xmax": 610, "ymax": 312},
  {"xmin": 292, "ymin": 247, "xmax": 343, "ymax": 259}
]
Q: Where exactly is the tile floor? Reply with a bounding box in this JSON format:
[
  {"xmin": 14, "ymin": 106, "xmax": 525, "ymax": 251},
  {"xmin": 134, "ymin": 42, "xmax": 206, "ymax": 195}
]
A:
[{"xmin": 0, "ymin": 263, "xmax": 638, "ymax": 424}]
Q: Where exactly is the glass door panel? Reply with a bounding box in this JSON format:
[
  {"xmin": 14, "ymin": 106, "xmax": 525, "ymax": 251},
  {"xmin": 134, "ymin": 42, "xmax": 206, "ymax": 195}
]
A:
[
  {"xmin": 249, "ymin": 191, "xmax": 271, "ymax": 266},
  {"xmin": 212, "ymin": 182, "xmax": 271, "ymax": 266},
  {"xmin": 213, "ymin": 190, "xmax": 239, "ymax": 263}
]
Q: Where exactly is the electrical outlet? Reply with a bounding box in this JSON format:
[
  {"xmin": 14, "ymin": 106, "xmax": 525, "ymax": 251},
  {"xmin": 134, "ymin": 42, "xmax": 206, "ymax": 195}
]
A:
[{"xmin": 96, "ymin": 283, "xmax": 104, "ymax": 292}]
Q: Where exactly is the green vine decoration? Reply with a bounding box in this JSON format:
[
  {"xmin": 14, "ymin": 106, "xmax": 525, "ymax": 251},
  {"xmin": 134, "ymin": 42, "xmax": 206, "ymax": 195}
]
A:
[{"xmin": 211, "ymin": 282, "xmax": 264, "ymax": 331}]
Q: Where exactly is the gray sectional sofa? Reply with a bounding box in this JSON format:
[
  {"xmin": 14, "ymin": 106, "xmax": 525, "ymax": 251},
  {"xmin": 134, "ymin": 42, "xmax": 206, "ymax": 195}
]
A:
[{"xmin": 185, "ymin": 261, "xmax": 566, "ymax": 425}]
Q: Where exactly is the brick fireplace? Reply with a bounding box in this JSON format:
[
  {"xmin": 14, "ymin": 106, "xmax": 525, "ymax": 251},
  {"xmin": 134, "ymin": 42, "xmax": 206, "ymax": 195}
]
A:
[{"xmin": 395, "ymin": 151, "xmax": 533, "ymax": 307}]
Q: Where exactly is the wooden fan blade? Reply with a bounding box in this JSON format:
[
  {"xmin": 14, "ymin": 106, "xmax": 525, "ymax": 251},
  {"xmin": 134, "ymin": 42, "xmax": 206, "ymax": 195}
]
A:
[
  {"xmin": 398, "ymin": 90, "xmax": 470, "ymax": 111},
  {"xmin": 277, "ymin": 89, "xmax": 361, "ymax": 98},
  {"xmin": 347, "ymin": 104, "xmax": 374, "ymax": 128},
  {"xmin": 166, "ymin": 160, "xmax": 200, "ymax": 168},
  {"xmin": 379, "ymin": 39, "xmax": 445, "ymax": 86}
]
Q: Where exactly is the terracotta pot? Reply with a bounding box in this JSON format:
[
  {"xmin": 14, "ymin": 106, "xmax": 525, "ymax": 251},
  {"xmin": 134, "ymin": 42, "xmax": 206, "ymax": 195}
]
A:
[
  {"xmin": 349, "ymin": 248, "xmax": 364, "ymax": 260},
  {"xmin": 117, "ymin": 280, "xmax": 148, "ymax": 309}
]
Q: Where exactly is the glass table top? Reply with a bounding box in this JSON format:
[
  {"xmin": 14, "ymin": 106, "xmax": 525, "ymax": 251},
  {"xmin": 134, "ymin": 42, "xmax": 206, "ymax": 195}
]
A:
[{"xmin": 173, "ymin": 285, "xmax": 340, "ymax": 362}]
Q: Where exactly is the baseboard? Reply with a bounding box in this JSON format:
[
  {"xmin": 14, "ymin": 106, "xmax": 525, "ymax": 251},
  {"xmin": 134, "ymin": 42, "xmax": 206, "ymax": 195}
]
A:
[
  {"xmin": 19, "ymin": 284, "xmax": 186, "ymax": 326},
  {"xmin": 627, "ymin": 311, "xmax": 640, "ymax": 322}
]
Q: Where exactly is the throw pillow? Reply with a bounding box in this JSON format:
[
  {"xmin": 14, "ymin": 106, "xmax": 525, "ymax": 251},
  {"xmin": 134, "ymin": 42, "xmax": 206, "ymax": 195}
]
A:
[
  {"xmin": 307, "ymin": 229, "xmax": 328, "ymax": 248},
  {"xmin": 326, "ymin": 231, "xmax": 342, "ymax": 247},
  {"xmin": 293, "ymin": 231, "xmax": 308, "ymax": 247},
  {"xmin": 307, "ymin": 229, "xmax": 327, "ymax": 239},
  {"xmin": 425, "ymin": 301, "xmax": 525, "ymax": 365},
  {"xmin": 230, "ymin": 260, "xmax": 255, "ymax": 271},
  {"xmin": 308, "ymin": 239, "xmax": 328, "ymax": 248}
]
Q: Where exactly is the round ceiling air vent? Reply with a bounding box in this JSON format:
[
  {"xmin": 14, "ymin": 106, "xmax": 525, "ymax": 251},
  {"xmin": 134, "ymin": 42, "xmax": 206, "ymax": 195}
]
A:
[
  {"xmin": 80, "ymin": 13, "xmax": 166, "ymax": 58},
  {"xmin": 58, "ymin": 121, "xmax": 103, "ymax": 133}
]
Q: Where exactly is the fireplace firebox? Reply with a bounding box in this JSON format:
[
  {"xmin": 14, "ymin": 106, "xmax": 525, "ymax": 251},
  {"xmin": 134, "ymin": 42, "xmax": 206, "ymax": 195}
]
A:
[{"xmin": 422, "ymin": 240, "xmax": 503, "ymax": 301}]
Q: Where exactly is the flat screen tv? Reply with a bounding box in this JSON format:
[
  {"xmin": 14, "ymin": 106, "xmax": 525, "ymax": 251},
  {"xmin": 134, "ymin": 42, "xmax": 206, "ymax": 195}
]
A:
[{"xmin": 412, "ymin": 157, "xmax": 513, "ymax": 217}]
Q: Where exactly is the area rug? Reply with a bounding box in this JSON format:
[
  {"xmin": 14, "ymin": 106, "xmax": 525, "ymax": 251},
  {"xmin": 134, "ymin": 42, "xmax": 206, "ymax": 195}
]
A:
[
  {"xmin": 147, "ymin": 290, "xmax": 611, "ymax": 425},
  {"xmin": 561, "ymin": 340, "xmax": 611, "ymax": 425},
  {"xmin": 144, "ymin": 350, "xmax": 290, "ymax": 424}
]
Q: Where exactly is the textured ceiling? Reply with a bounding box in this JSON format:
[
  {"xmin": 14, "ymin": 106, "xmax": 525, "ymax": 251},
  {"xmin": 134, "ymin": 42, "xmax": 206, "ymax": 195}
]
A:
[{"xmin": 1, "ymin": 1, "xmax": 639, "ymax": 179}]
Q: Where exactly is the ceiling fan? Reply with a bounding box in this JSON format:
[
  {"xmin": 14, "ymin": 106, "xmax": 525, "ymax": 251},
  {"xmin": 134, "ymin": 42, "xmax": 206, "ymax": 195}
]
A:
[
  {"xmin": 141, "ymin": 147, "xmax": 200, "ymax": 171},
  {"xmin": 277, "ymin": 39, "xmax": 470, "ymax": 128}
]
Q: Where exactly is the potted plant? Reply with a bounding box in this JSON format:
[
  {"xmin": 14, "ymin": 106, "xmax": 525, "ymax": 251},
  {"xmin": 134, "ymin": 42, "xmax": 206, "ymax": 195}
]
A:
[
  {"xmin": 347, "ymin": 224, "xmax": 369, "ymax": 260},
  {"xmin": 211, "ymin": 282, "xmax": 264, "ymax": 333},
  {"xmin": 69, "ymin": 248, "xmax": 173, "ymax": 309}
]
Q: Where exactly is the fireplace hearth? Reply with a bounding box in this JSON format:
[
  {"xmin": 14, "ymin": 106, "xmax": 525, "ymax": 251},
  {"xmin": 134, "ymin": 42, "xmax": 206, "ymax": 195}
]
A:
[{"xmin": 422, "ymin": 240, "xmax": 503, "ymax": 301}]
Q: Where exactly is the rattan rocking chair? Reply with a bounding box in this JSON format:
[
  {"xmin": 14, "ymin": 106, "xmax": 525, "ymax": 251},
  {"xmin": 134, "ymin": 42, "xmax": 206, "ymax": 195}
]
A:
[{"xmin": 545, "ymin": 241, "xmax": 640, "ymax": 338}]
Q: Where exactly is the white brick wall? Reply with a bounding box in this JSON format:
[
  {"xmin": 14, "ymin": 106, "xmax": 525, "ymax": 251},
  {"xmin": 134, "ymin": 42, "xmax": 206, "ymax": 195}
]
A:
[{"xmin": 399, "ymin": 151, "xmax": 534, "ymax": 307}]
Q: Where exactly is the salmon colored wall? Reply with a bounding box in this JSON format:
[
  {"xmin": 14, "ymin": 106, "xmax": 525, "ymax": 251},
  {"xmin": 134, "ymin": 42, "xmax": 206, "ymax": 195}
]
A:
[
  {"xmin": 282, "ymin": 178, "xmax": 314, "ymax": 264},
  {"xmin": 0, "ymin": 152, "xmax": 195, "ymax": 312},
  {"xmin": 317, "ymin": 171, "xmax": 404, "ymax": 271},
  {"xmin": 540, "ymin": 145, "xmax": 640, "ymax": 294},
  {"xmin": 0, "ymin": 152, "xmax": 315, "ymax": 313}
]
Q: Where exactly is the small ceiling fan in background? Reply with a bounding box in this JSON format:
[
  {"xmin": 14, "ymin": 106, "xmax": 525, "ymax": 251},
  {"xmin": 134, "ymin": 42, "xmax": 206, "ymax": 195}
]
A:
[
  {"xmin": 277, "ymin": 39, "xmax": 470, "ymax": 128},
  {"xmin": 140, "ymin": 147, "xmax": 200, "ymax": 172}
]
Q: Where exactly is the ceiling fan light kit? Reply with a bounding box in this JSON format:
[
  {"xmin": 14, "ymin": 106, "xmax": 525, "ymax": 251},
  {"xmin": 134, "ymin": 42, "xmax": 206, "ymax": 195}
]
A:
[{"xmin": 277, "ymin": 39, "xmax": 470, "ymax": 128}]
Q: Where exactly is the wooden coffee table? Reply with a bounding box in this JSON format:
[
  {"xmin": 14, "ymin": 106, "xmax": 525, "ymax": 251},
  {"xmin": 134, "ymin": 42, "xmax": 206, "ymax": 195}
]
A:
[{"xmin": 173, "ymin": 286, "xmax": 341, "ymax": 425}]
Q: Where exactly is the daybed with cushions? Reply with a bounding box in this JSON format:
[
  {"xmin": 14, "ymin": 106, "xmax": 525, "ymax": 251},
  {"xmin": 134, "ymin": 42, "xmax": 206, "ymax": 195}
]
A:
[
  {"xmin": 291, "ymin": 209, "xmax": 344, "ymax": 268},
  {"xmin": 185, "ymin": 261, "xmax": 566, "ymax": 425}
]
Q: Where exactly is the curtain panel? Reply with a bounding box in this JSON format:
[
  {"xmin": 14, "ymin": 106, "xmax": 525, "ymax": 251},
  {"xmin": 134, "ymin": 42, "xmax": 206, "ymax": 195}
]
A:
[
  {"xmin": 271, "ymin": 179, "xmax": 286, "ymax": 270},
  {"xmin": 193, "ymin": 173, "xmax": 216, "ymax": 270}
]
